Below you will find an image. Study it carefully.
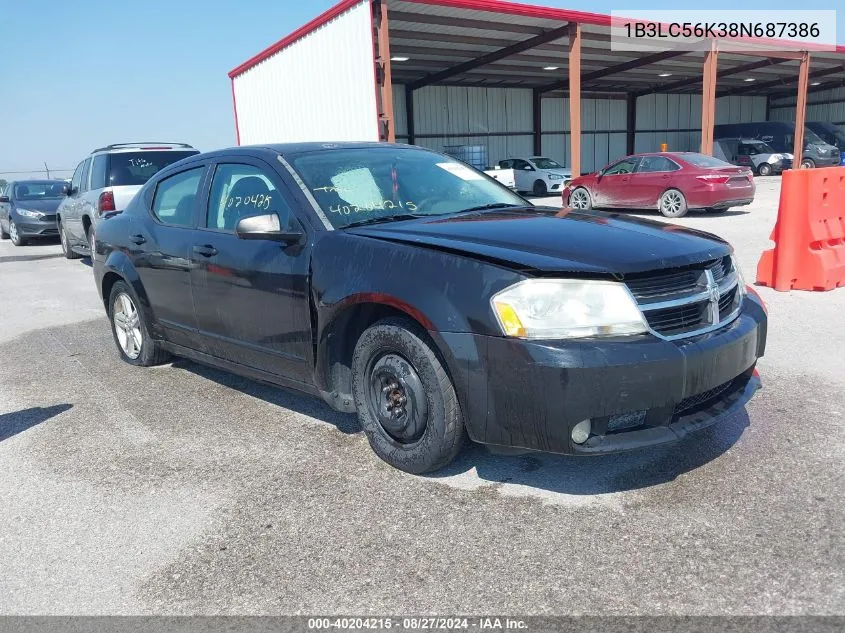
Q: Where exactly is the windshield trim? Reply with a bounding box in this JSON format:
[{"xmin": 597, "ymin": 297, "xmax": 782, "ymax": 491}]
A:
[{"xmin": 277, "ymin": 154, "xmax": 333, "ymax": 230}]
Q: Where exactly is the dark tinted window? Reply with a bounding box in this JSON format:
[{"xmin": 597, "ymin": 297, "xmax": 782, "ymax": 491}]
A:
[
  {"xmin": 498, "ymin": 160, "xmax": 513, "ymax": 169},
  {"xmin": 512, "ymin": 159, "xmax": 531, "ymax": 170},
  {"xmin": 638, "ymin": 156, "xmax": 680, "ymax": 172},
  {"xmin": 151, "ymin": 167, "xmax": 204, "ymax": 227},
  {"xmin": 681, "ymin": 153, "xmax": 732, "ymax": 168},
  {"xmin": 291, "ymin": 147, "xmax": 526, "ymax": 229},
  {"xmin": 108, "ymin": 151, "xmax": 198, "ymax": 187},
  {"xmin": 79, "ymin": 158, "xmax": 91, "ymax": 193},
  {"xmin": 531, "ymin": 157, "xmax": 563, "ymax": 169},
  {"xmin": 206, "ymin": 164, "xmax": 291, "ymax": 231},
  {"xmin": 91, "ymin": 154, "xmax": 109, "ymax": 189},
  {"xmin": 604, "ymin": 158, "xmax": 639, "ymax": 175}
]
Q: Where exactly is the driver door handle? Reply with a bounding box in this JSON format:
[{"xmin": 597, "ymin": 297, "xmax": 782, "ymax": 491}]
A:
[
  {"xmin": 129, "ymin": 234, "xmax": 146, "ymax": 245},
  {"xmin": 192, "ymin": 244, "xmax": 218, "ymax": 258}
]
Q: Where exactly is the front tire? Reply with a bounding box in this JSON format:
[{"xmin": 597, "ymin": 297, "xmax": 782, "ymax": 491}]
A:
[
  {"xmin": 801, "ymin": 158, "xmax": 815, "ymax": 169},
  {"xmin": 758, "ymin": 163, "xmax": 772, "ymax": 176},
  {"xmin": 59, "ymin": 220, "xmax": 81, "ymax": 259},
  {"xmin": 108, "ymin": 281, "xmax": 169, "ymax": 367},
  {"xmin": 568, "ymin": 187, "xmax": 592, "ymax": 210},
  {"xmin": 532, "ymin": 180, "xmax": 548, "ymax": 196},
  {"xmin": 352, "ymin": 317, "xmax": 465, "ymax": 474},
  {"xmin": 9, "ymin": 220, "xmax": 26, "ymax": 246},
  {"xmin": 659, "ymin": 189, "xmax": 688, "ymax": 218}
]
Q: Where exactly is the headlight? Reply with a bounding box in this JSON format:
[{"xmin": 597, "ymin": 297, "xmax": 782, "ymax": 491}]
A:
[
  {"xmin": 548, "ymin": 174, "xmax": 564, "ymax": 180},
  {"xmin": 17, "ymin": 209, "xmax": 43, "ymax": 218},
  {"xmin": 491, "ymin": 279, "xmax": 648, "ymax": 339}
]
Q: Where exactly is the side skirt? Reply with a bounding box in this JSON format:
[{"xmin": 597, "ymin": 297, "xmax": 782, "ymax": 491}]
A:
[{"xmin": 162, "ymin": 341, "xmax": 323, "ymax": 400}]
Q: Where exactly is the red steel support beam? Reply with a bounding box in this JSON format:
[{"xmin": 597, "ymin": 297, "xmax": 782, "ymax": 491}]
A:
[
  {"xmin": 373, "ymin": 0, "xmax": 395, "ymax": 142},
  {"xmin": 700, "ymin": 41, "xmax": 718, "ymax": 156},
  {"xmin": 793, "ymin": 52, "xmax": 810, "ymax": 168},
  {"xmin": 569, "ymin": 22, "xmax": 582, "ymax": 178}
]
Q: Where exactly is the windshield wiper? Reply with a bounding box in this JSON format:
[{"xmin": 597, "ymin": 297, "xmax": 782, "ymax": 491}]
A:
[{"xmin": 342, "ymin": 213, "xmax": 425, "ymax": 229}]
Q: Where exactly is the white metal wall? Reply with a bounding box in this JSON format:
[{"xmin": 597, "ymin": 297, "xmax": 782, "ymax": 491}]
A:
[
  {"xmin": 769, "ymin": 86, "xmax": 845, "ymax": 124},
  {"xmin": 393, "ymin": 85, "xmax": 766, "ymax": 171},
  {"xmin": 232, "ymin": 0, "xmax": 378, "ymax": 145}
]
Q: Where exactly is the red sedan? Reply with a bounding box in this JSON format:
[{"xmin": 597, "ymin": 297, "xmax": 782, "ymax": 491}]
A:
[{"xmin": 562, "ymin": 152, "xmax": 755, "ymax": 218}]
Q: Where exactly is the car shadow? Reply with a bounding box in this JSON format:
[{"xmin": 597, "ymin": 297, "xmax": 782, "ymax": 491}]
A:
[
  {"xmin": 431, "ymin": 410, "xmax": 750, "ymax": 495},
  {"xmin": 80, "ymin": 256, "xmax": 93, "ymax": 268},
  {"xmin": 0, "ymin": 253, "xmax": 65, "ymax": 264},
  {"xmin": 173, "ymin": 359, "xmax": 360, "ymax": 435},
  {"xmin": 629, "ymin": 209, "xmax": 752, "ymax": 219},
  {"xmin": 173, "ymin": 358, "xmax": 749, "ymax": 494},
  {"xmin": 0, "ymin": 404, "xmax": 73, "ymax": 442}
]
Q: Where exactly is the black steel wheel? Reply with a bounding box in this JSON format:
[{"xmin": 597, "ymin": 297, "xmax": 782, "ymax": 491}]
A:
[{"xmin": 352, "ymin": 317, "xmax": 465, "ymax": 474}]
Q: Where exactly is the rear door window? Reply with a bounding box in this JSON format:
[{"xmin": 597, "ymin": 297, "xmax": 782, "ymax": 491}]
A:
[
  {"xmin": 638, "ymin": 156, "xmax": 679, "ymax": 172},
  {"xmin": 152, "ymin": 167, "xmax": 205, "ymax": 228},
  {"xmin": 90, "ymin": 155, "xmax": 108, "ymax": 190},
  {"xmin": 108, "ymin": 151, "xmax": 198, "ymax": 187},
  {"xmin": 79, "ymin": 158, "xmax": 92, "ymax": 193}
]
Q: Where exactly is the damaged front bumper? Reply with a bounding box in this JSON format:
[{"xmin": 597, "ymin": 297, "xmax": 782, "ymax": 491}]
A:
[{"xmin": 436, "ymin": 293, "xmax": 767, "ymax": 455}]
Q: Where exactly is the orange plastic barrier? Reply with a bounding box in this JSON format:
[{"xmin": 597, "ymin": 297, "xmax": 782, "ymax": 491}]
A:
[{"xmin": 756, "ymin": 167, "xmax": 845, "ymax": 291}]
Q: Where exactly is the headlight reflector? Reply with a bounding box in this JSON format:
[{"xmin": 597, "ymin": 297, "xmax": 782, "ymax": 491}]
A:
[
  {"xmin": 491, "ymin": 279, "xmax": 648, "ymax": 339},
  {"xmin": 17, "ymin": 208, "xmax": 43, "ymax": 218}
]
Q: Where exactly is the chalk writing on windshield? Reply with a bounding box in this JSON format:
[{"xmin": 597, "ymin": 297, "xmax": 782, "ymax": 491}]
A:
[{"xmin": 328, "ymin": 200, "xmax": 418, "ymax": 215}]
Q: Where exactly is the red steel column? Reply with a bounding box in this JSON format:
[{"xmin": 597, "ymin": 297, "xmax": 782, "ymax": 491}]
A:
[
  {"xmin": 569, "ymin": 22, "xmax": 582, "ymax": 178},
  {"xmin": 700, "ymin": 41, "xmax": 718, "ymax": 155},
  {"xmin": 793, "ymin": 52, "xmax": 810, "ymax": 167},
  {"xmin": 374, "ymin": 0, "xmax": 395, "ymax": 142}
]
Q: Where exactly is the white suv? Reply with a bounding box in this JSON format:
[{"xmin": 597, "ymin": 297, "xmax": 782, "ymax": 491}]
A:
[{"xmin": 57, "ymin": 142, "xmax": 199, "ymax": 259}]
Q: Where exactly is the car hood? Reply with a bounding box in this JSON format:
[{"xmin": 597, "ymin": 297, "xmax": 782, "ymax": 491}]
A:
[
  {"xmin": 346, "ymin": 208, "xmax": 730, "ymax": 275},
  {"xmin": 14, "ymin": 199, "xmax": 62, "ymax": 213}
]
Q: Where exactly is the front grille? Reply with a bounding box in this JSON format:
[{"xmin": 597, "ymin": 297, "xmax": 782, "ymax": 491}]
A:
[
  {"xmin": 674, "ymin": 379, "xmax": 735, "ymax": 414},
  {"xmin": 626, "ymin": 256, "xmax": 742, "ymax": 340}
]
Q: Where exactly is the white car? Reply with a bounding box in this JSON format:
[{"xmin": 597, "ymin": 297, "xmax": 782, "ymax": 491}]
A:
[{"xmin": 497, "ymin": 157, "xmax": 572, "ymax": 196}]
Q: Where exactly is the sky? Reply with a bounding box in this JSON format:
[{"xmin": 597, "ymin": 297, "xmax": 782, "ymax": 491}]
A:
[{"xmin": 1, "ymin": 0, "xmax": 841, "ymax": 180}]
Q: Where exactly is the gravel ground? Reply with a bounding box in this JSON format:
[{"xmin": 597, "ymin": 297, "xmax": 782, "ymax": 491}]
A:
[{"xmin": 0, "ymin": 176, "xmax": 843, "ymax": 615}]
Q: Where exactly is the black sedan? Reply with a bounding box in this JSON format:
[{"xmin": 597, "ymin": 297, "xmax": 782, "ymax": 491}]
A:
[
  {"xmin": 0, "ymin": 180, "xmax": 67, "ymax": 245},
  {"xmin": 92, "ymin": 143, "xmax": 767, "ymax": 473}
]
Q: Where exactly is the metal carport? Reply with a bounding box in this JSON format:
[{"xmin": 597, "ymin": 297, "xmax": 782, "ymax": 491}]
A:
[{"xmin": 229, "ymin": 0, "xmax": 845, "ymax": 176}]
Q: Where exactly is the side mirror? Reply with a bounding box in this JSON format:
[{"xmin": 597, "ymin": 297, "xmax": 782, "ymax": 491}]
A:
[
  {"xmin": 0, "ymin": 195, "xmax": 9, "ymax": 203},
  {"xmin": 236, "ymin": 213, "xmax": 303, "ymax": 244}
]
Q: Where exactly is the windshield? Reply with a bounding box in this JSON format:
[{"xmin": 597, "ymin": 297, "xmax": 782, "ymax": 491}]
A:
[
  {"xmin": 107, "ymin": 150, "xmax": 198, "ymax": 187},
  {"xmin": 681, "ymin": 153, "xmax": 733, "ymax": 168},
  {"xmin": 810, "ymin": 124, "xmax": 845, "ymax": 149},
  {"xmin": 13, "ymin": 181, "xmax": 65, "ymax": 200},
  {"xmin": 531, "ymin": 157, "xmax": 564, "ymax": 170},
  {"xmin": 290, "ymin": 148, "xmax": 527, "ymax": 229}
]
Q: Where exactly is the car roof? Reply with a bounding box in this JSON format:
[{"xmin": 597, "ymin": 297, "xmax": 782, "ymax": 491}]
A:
[{"xmin": 90, "ymin": 142, "xmax": 196, "ymax": 155}]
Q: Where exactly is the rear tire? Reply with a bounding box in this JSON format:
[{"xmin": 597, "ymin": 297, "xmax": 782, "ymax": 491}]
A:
[
  {"xmin": 758, "ymin": 163, "xmax": 772, "ymax": 176},
  {"xmin": 532, "ymin": 179, "xmax": 548, "ymax": 196},
  {"xmin": 59, "ymin": 220, "xmax": 81, "ymax": 259},
  {"xmin": 108, "ymin": 280, "xmax": 169, "ymax": 367},
  {"xmin": 352, "ymin": 317, "xmax": 465, "ymax": 474},
  {"xmin": 659, "ymin": 189, "xmax": 688, "ymax": 218}
]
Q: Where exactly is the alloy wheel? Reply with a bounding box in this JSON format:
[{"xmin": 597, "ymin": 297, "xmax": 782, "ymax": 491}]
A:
[
  {"xmin": 570, "ymin": 189, "xmax": 590, "ymax": 209},
  {"xmin": 113, "ymin": 292, "xmax": 143, "ymax": 360},
  {"xmin": 661, "ymin": 191, "xmax": 683, "ymax": 215}
]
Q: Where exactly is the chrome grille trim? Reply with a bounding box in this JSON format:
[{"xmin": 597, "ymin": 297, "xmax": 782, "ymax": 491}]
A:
[{"xmin": 627, "ymin": 257, "xmax": 744, "ymax": 341}]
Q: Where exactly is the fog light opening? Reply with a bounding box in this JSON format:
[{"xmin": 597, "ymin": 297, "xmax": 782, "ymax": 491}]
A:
[{"xmin": 571, "ymin": 419, "xmax": 592, "ymax": 444}]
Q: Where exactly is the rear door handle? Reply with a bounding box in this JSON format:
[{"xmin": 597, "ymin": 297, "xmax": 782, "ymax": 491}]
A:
[
  {"xmin": 129, "ymin": 234, "xmax": 146, "ymax": 245},
  {"xmin": 192, "ymin": 244, "xmax": 218, "ymax": 257}
]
